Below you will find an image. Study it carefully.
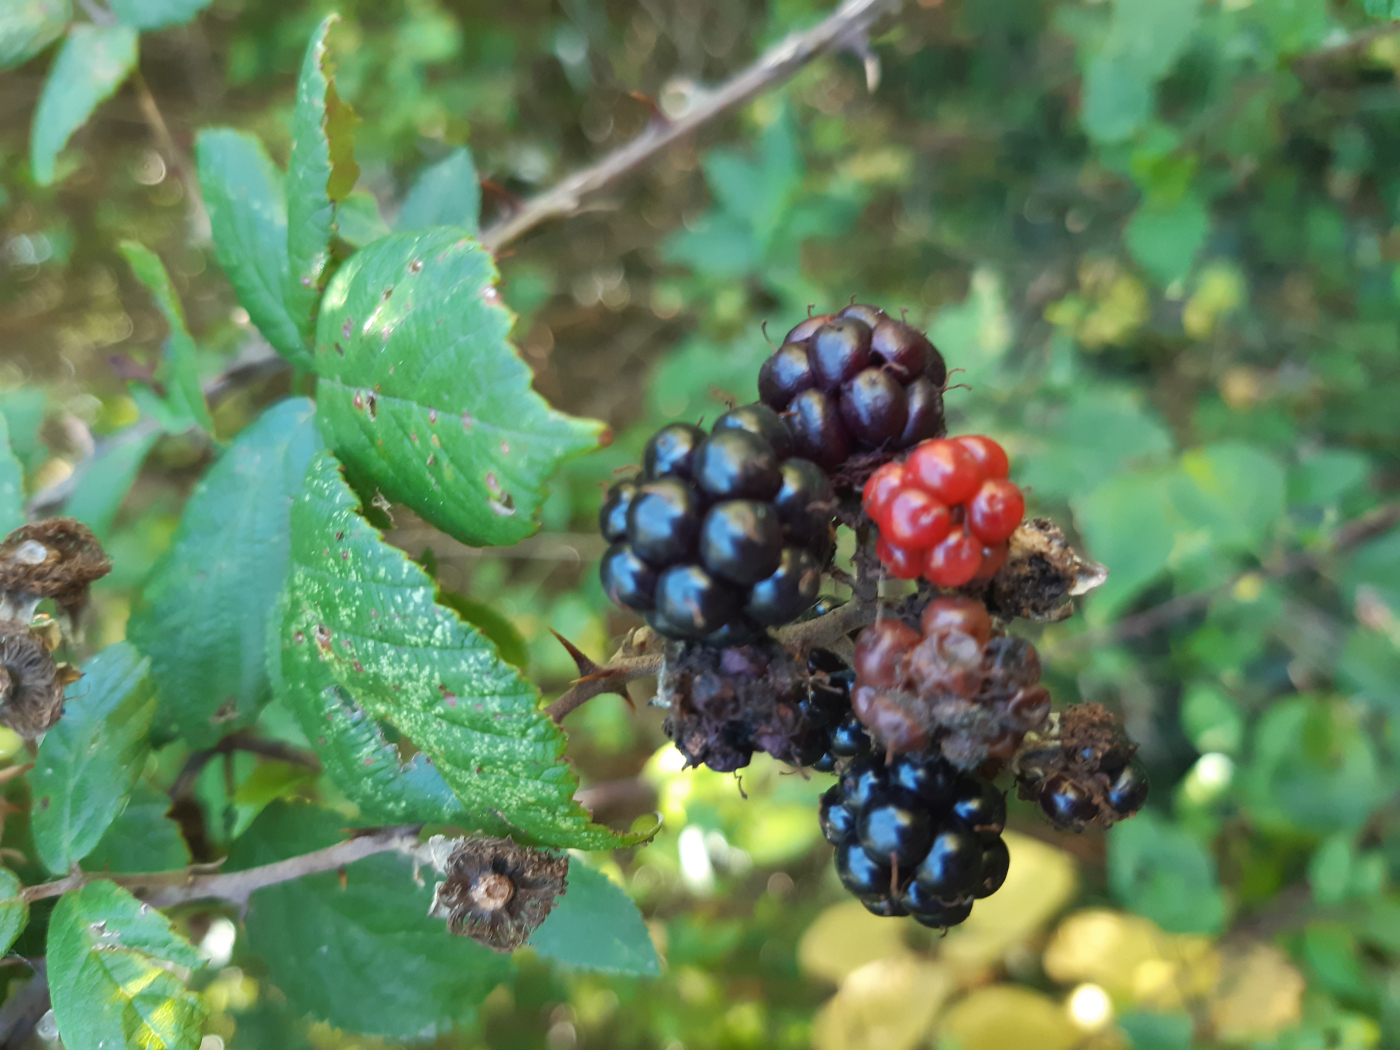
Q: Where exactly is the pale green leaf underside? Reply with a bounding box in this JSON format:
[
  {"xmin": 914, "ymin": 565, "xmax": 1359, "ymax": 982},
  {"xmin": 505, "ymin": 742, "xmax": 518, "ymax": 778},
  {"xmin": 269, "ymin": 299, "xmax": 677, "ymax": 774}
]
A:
[
  {"xmin": 84, "ymin": 782, "xmax": 191, "ymax": 874},
  {"xmin": 195, "ymin": 128, "xmax": 308, "ymax": 365},
  {"xmin": 0, "ymin": 415, "xmax": 23, "ymax": 535},
  {"xmin": 312, "ymin": 229, "xmax": 606, "ymax": 547},
  {"xmin": 47, "ymin": 880, "xmax": 205, "ymax": 1050},
  {"xmin": 530, "ymin": 863, "xmax": 660, "ymax": 975},
  {"xmin": 285, "ymin": 14, "xmax": 339, "ymax": 336},
  {"xmin": 0, "ymin": 0, "xmax": 69, "ymax": 70},
  {"xmin": 31, "ymin": 642, "xmax": 155, "ymax": 874},
  {"xmin": 0, "ymin": 869, "xmax": 29, "ymax": 957},
  {"xmin": 278, "ymin": 451, "xmax": 631, "ymax": 849},
  {"xmin": 63, "ymin": 428, "xmax": 159, "ymax": 539},
  {"xmin": 396, "ymin": 147, "xmax": 481, "ymax": 233},
  {"xmin": 108, "ymin": 0, "xmax": 212, "ymax": 31},
  {"xmin": 30, "ymin": 24, "xmax": 138, "ymax": 185},
  {"xmin": 119, "ymin": 241, "xmax": 213, "ymax": 433},
  {"xmin": 129, "ymin": 398, "xmax": 322, "ymax": 748},
  {"xmin": 232, "ymin": 803, "xmax": 509, "ymax": 1039}
]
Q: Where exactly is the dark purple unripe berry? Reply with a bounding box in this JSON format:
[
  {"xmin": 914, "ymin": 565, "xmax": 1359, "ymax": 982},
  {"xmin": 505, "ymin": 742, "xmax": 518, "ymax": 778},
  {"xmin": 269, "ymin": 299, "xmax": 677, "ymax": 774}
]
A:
[
  {"xmin": 976, "ymin": 837, "xmax": 1010, "ymax": 899},
  {"xmin": 627, "ymin": 479, "xmax": 701, "ymax": 566},
  {"xmin": 900, "ymin": 377, "xmax": 945, "ymax": 447},
  {"xmin": 652, "ymin": 564, "xmax": 741, "ymax": 639},
  {"xmin": 1106, "ymin": 759, "xmax": 1149, "ymax": 816},
  {"xmin": 599, "ymin": 480, "xmax": 637, "ymax": 543},
  {"xmin": 699, "ymin": 500, "xmax": 783, "ymax": 586},
  {"xmin": 820, "ymin": 786, "xmax": 855, "ymax": 845},
  {"xmin": 745, "ymin": 547, "xmax": 821, "ymax": 625},
  {"xmin": 870, "ymin": 319, "xmax": 932, "ymax": 381},
  {"xmin": 758, "ymin": 344, "xmax": 817, "ymax": 409},
  {"xmin": 839, "ymin": 303, "xmax": 888, "ymax": 328},
  {"xmin": 835, "ymin": 839, "xmax": 889, "ymax": 897},
  {"xmin": 712, "ymin": 403, "xmax": 794, "ymax": 460},
  {"xmin": 858, "ymin": 798, "xmax": 934, "ymax": 869},
  {"xmin": 810, "ymin": 318, "xmax": 873, "ymax": 391},
  {"xmin": 599, "ymin": 544, "xmax": 656, "ymax": 611},
  {"xmin": 774, "ymin": 459, "xmax": 835, "ymax": 553},
  {"xmin": 693, "ymin": 429, "xmax": 782, "ymax": 501},
  {"xmin": 838, "ymin": 368, "xmax": 909, "ymax": 448},
  {"xmin": 951, "ymin": 779, "xmax": 1007, "ymax": 841},
  {"xmin": 787, "ymin": 389, "xmax": 850, "ymax": 470},
  {"xmin": 644, "ymin": 423, "xmax": 706, "ymax": 479},
  {"xmin": 913, "ymin": 826, "xmax": 984, "ymax": 898},
  {"xmin": 784, "ymin": 314, "xmax": 835, "ymax": 344},
  {"xmin": 1040, "ymin": 774, "xmax": 1099, "ymax": 827}
]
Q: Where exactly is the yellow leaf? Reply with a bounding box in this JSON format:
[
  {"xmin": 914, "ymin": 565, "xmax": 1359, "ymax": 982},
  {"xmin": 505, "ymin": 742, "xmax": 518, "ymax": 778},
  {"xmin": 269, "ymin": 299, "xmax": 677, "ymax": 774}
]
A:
[
  {"xmin": 937, "ymin": 985, "xmax": 1081, "ymax": 1050},
  {"xmin": 798, "ymin": 900, "xmax": 910, "ymax": 985},
  {"xmin": 1209, "ymin": 943, "xmax": 1304, "ymax": 1043},
  {"xmin": 812, "ymin": 955, "xmax": 953, "ymax": 1050},
  {"xmin": 1043, "ymin": 908, "xmax": 1219, "ymax": 1010},
  {"xmin": 939, "ymin": 832, "xmax": 1079, "ymax": 972}
]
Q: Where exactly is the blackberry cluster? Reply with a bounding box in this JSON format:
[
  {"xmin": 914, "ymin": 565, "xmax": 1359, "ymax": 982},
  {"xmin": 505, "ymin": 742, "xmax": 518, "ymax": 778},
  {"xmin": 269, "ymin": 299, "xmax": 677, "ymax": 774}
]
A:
[
  {"xmin": 1013, "ymin": 703, "xmax": 1149, "ymax": 830},
  {"xmin": 852, "ymin": 597, "xmax": 1051, "ymax": 769},
  {"xmin": 599, "ymin": 404, "xmax": 834, "ymax": 641},
  {"xmin": 757, "ymin": 304, "xmax": 946, "ymax": 475},
  {"xmin": 821, "ymin": 749, "xmax": 1009, "ymax": 926},
  {"xmin": 794, "ymin": 648, "xmax": 865, "ymax": 772}
]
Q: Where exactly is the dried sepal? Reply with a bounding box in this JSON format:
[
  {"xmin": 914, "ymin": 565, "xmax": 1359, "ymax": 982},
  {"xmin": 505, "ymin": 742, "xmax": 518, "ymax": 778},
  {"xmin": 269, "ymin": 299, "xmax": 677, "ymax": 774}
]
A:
[
  {"xmin": 0, "ymin": 519, "xmax": 112, "ymax": 622},
  {"xmin": 0, "ymin": 619, "xmax": 67, "ymax": 738},
  {"xmin": 427, "ymin": 837, "xmax": 569, "ymax": 952},
  {"xmin": 964, "ymin": 517, "xmax": 1107, "ymax": 623}
]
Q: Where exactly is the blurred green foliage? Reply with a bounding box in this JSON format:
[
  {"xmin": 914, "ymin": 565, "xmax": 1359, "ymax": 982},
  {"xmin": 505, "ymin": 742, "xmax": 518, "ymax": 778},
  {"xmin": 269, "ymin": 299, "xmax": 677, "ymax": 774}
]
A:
[{"xmin": 4, "ymin": 0, "xmax": 1400, "ymax": 1047}]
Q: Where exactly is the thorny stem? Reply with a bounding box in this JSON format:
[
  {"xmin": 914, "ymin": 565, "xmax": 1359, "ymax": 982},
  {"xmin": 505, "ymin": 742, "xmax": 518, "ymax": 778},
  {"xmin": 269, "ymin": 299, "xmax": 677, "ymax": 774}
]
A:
[{"xmin": 23, "ymin": 0, "xmax": 903, "ymax": 520}]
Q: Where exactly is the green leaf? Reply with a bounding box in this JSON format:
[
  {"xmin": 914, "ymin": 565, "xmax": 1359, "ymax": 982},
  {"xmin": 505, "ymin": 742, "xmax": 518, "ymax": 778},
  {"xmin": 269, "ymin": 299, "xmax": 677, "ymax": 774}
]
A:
[
  {"xmin": 436, "ymin": 590, "xmax": 529, "ymax": 670},
  {"xmin": 232, "ymin": 803, "xmax": 510, "ymax": 1039},
  {"xmin": 47, "ymin": 880, "xmax": 205, "ymax": 1050},
  {"xmin": 119, "ymin": 241, "xmax": 213, "ymax": 434},
  {"xmin": 1020, "ymin": 385, "xmax": 1173, "ymax": 501},
  {"xmin": 1125, "ymin": 193, "xmax": 1210, "ymax": 286},
  {"xmin": 1108, "ymin": 810, "xmax": 1226, "ymax": 934},
  {"xmin": 396, "ymin": 147, "xmax": 481, "ymax": 233},
  {"xmin": 30, "ymin": 23, "xmax": 138, "ymax": 186},
  {"xmin": 0, "ymin": 0, "xmax": 69, "ymax": 70},
  {"xmin": 84, "ymin": 782, "xmax": 190, "ymax": 874},
  {"xmin": 1080, "ymin": 0, "xmax": 1203, "ymax": 143},
  {"xmin": 0, "ymin": 388, "xmax": 48, "ymax": 471},
  {"xmin": 1172, "ymin": 442, "xmax": 1285, "ymax": 551},
  {"xmin": 335, "ymin": 189, "xmax": 390, "ymax": 248},
  {"xmin": 285, "ymin": 14, "xmax": 359, "ymax": 337},
  {"xmin": 1337, "ymin": 627, "xmax": 1400, "ymax": 716},
  {"xmin": 128, "ymin": 398, "xmax": 321, "ymax": 748},
  {"xmin": 1288, "ymin": 449, "xmax": 1371, "ymax": 509},
  {"xmin": 312, "ymin": 229, "xmax": 608, "ymax": 546},
  {"xmin": 530, "ymin": 863, "xmax": 659, "ymax": 975},
  {"xmin": 1343, "ymin": 529, "xmax": 1400, "ymax": 613},
  {"xmin": 0, "ymin": 414, "xmax": 23, "ymax": 535},
  {"xmin": 1364, "ymin": 0, "xmax": 1400, "ymax": 15},
  {"xmin": 107, "ymin": 0, "xmax": 212, "ymax": 30},
  {"xmin": 1081, "ymin": 54, "xmax": 1154, "ymax": 144},
  {"xmin": 1073, "ymin": 468, "xmax": 1179, "ymax": 620},
  {"xmin": 1116, "ymin": 1011, "xmax": 1193, "ymax": 1050},
  {"xmin": 63, "ymin": 429, "xmax": 160, "ymax": 539},
  {"xmin": 31, "ymin": 642, "xmax": 155, "ymax": 874},
  {"xmin": 276, "ymin": 451, "xmax": 633, "ymax": 849},
  {"xmin": 0, "ymin": 869, "xmax": 29, "ymax": 956},
  {"xmin": 195, "ymin": 128, "xmax": 308, "ymax": 366}
]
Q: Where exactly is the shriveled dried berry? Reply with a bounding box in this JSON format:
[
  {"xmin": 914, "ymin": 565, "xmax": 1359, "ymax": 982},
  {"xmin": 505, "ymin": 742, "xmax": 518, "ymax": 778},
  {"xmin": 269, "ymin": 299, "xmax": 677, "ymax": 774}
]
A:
[
  {"xmin": 429, "ymin": 837, "xmax": 569, "ymax": 952},
  {"xmin": 0, "ymin": 519, "xmax": 112, "ymax": 622},
  {"xmin": 0, "ymin": 619, "xmax": 67, "ymax": 738}
]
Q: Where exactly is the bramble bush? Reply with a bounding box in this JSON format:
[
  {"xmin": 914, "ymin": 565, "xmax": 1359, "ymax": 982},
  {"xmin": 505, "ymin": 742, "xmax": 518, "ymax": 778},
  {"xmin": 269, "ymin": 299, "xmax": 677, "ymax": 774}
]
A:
[{"xmin": 2, "ymin": 0, "xmax": 1400, "ymax": 1048}]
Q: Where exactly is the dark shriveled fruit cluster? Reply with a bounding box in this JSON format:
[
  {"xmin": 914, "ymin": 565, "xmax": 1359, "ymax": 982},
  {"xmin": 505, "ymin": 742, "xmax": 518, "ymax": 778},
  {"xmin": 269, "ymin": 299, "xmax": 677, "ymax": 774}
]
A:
[{"xmin": 1012, "ymin": 703, "xmax": 1149, "ymax": 830}]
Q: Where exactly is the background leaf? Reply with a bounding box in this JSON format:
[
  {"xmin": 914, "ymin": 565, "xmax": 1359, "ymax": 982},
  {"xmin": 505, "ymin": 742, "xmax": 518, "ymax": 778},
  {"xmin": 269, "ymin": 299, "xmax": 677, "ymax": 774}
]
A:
[
  {"xmin": 232, "ymin": 803, "xmax": 510, "ymax": 1039},
  {"xmin": 0, "ymin": 414, "xmax": 22, "ymax": 534},
  {"xmin": 0, "ymin": 869, "xmax": 28, "ymax": 956},
  {"xmin": 529, "ymin": 863, "xmax": 659, "ymax": 975},
  {"xmin": 1108, "ymin": 811, "xmax": 1226, "ymax": 934},
  {"xmin": 30, "ymin": 642, "xmax": 155, "ymax": 874},
  {"xmin": 129, "ymin": 398, "xmax": 321, "ymax": 747},
  {"xmin": 335, "ymin": 189, "xmax": 390, "ymax": 248},
  {"xmin": 312, "ymin": 228, "xmax": 607, "ymax": 546},
  {"xmin": 396, "ymin": 147, "xmax": 481, "ymax": 233},
  {"xmin": 29, "ymin": 23, "xmax": 138, "ymax": 186},
  {"xmin": 47, "ymin": 880, "xmax": 205, "ymax": 1050},
  {"xmin": 276, "ymin": 451, "xmax": 629, "ymax": 848},
  {"xmin": 1125, "ymin": 193, "xmax": 1210, "ymax": 286},
  {"xmin": 83, "ymin": 782, "xmax": 190, "ymax": 874},
  {"xmin": 62, "ymin": 429, "xmax": 159, "ymax": 539},
  {"xmin": 107, "ymin": 0, "xmax": 213, "ymax": 31},
  {"xmin": 195, "ymin": 128, "xmax": 308, "ymax": 365},
  {"xmin": 119, "ymin": 241, "xmax": 213, "ymax": 434},
  {"xmin": 0, "ymin": 0, "xmax": 68, "ymax": 70}
]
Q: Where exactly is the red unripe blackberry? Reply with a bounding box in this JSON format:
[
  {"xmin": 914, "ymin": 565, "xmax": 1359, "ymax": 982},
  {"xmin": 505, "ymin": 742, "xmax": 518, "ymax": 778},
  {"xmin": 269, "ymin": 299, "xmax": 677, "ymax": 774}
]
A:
[
  {"xmin": 875, "ymin": 537, "xmax": 924, "ymax": 580},
  {"xmin": 906, "ymin": 439, "xmax": 981, "ymax": 505},
  {"xmin": 968, "ymin": 478, "xmax": 1026, "ymax": 545},
  {"xmin": 971, "ymin": 541, "xmax": 1009, "ymax": 583},
  {"xmin": 853, "ymin": 684, "xmax": 931, "ymax": 753},
  {"xmin": 862, "ymin": 461, "xmax": 905, "ymax": 525},
  {"xmin": 885, "ymin": 489, "xmax": 951, "ymax": 549},
  {"xmin": 925, "ymin": 530, "xmax": 983, "ymax": 588},
  {"xmin": 853, "ymin": 619, "xmax": 921, "ymax": 687},
  {"xmin": 956, "ymin": 435, "xmax": 1009, "ymax": 479}
]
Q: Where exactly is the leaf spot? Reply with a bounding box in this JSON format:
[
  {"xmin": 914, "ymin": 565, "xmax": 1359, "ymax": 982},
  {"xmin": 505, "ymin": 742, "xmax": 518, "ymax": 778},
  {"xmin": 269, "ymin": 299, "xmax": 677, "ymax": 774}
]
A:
[
  {"xmin": 428, "ymin": 409, "xmax": 437, "ymax": 424},
  {"xmin": 294, "ymin": 631, "xmax": 305, "ymax": 644},
  {"xmin": 353, "ymin": 661, "xmax": 363, "ymax": 672},
  {"xmin": 382, "ymin": 285, "xmax": 394, "ymax": 301},
  {"xmin": 335, "ymin": 531, "xmax": 344, "ymax": 540},
  {"xmin": 501, "ymin": 440, "xmax": 510, "ymax": 455},
  {"xmin": 409, "ymin": 259, "xmax": 423, "ymax": 274},
  {"xmin": 366, "ymin": 392, "xmax": 378, "ymax": 421},
  {"xmin": 334, "ymin": 342, "xmax": 344, "ymax": 356},
  {"xmin": 342, "ymin": 318, "xmax": 354, "ymax": 339},
  {"xmin": 341, "ymin": 550, "xmax": 349, "ymax": 561},
  {"xmin": 426, "ymin": 454, "xmax": 435, "ymax": 467},
  {"xmin": 462, "ymin": 411, "xmax": 473, "ymax": 431},
  {"xmin": 315, "ymin": 624, "xmax": 333, "ymax": 653}
]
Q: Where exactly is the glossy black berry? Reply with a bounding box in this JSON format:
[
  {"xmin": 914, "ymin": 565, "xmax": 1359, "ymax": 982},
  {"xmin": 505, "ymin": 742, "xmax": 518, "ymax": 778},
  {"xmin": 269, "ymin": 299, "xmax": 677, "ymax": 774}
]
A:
[
  {"xmin": 838, "ymin": 368, "xmax": 909, "ymax": 447},
  {"xmin": 911, "ymin": 898, "xmax": 973, "ymax": 929},
  {"xmin": 913, "ymin": 826, "xmax": 984, "ymax": 898},
  {"xmin": 811, "ymin": 752, "xmax": 837, "ymax": 773},
  {"xmin": 712, "ymin": 403, "xmax": 793, "ymax": 460},
  {"xmin": 976, "ymin": 837, "xmax": 1010, "ymax": 899},
  {"xmin": 951, "ymin": 779, "xmax": 1007, "ymax": 841},
  {"xmin": 652, "ymin": 564, "xmax": 741, "ymax": 639},
  {"xmin": 861, "ymin": 896, "xmax": 909, "ymax": 918},
  {"xmin": 870, "ymin": 318, "xmax": 930, "ymax": 381},
  {"xmin": 693, "ymin": 429, "xmax": 782, "ymax": 501},
  {"xmin": 840, "ymin": 753, "xmax": 887, "ymax": 808},
  {"xmin": 745, "ymin": 547, "xmax": 821, "ymax": 626},
  {"xmin": 900, "ymin": 377, "xmax": 945, "ymax": 447},
  {"xmin": 599, "ymin": 481, "xmax": 637, "ymax": 543},
  {"xmin": 787, "ymin": 389, "xmax": 850, "ymax": 470},
  {"xmin": 889, "ymin": 752, "xmax": 956, "ymax": 805},
  {"xmin": 627, "ymin": 479, "xmax": 701, "ymax": 566},
  {"xmin": 820, "ymin": 786, "xmax": 855, "ymax": 845},
  {"xmin": 773, "ymin": 459, "xmax": 835, "ymax": 553},
  {"xmin": 1106, "ymin": 759, "xmax": 1149, "ymax": 816},
  {"xmin": 900, "ymin": 877, "xmax": 955, "ymax": 918},
  {"xmin": 858, "ymin": 799, "xmax": 934, "ymax": 869},
  {"xmin": 829, "ymin": 713, "xmax": 872, "ymax": 758},
  {"xmin": 758, "ymin": 344, "xmax": 817, "ymax": 409},
  {"xmin": 599, "ymin": 544, "xmax": 656, "ymax": 611},
  {"xmin": 644, "ymin": 423, "xmax": 707, "ymax": 479},
  {"xmin": 839, "ymin": 303, "xmax": 888, "ymax": 328},
  {"xmin": 1039, "ymin": 774, "xmax": 1100, "ymax": 827},
  {"xmin": 699, "ymin": 500, "xmax": 782, "ymax": 586},
  {"xmin": 835, "ymin": 839, "xmax": 890, "ymax": 897},
  {"xmin": 810, "ymin": 318, "xmax": 873, "ymax": 391}
]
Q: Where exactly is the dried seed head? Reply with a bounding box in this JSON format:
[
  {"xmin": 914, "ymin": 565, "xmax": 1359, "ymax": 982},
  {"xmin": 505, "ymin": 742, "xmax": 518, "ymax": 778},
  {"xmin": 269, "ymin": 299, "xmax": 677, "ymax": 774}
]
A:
[
  {"xmin": 0, "ymin": 619, "xmax": 66, "ymax": 738},
  {"xmin": 0, "ymin": 519, "xmax": 112, "ymax": 622},
  {"xmin": 429, "ymin": 837, "xmax": 568, "ymax": 952},
  {"xmin": 964, "ymin": 517, "xmax": 1107, "ymax": 622}
]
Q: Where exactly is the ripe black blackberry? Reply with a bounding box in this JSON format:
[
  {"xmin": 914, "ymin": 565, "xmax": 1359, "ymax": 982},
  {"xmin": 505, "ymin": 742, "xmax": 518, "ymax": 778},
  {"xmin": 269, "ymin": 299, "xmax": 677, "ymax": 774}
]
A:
[
  {"xmin": 821, "ymin": 748, "xmax": 1010, "ymax": 926},
  {"xmin": 599, "ymin": 405, "xmax": 835, "ymax": 642},
  {"xmin": 1012, "ymin": 703, "xmax": 1149, "ymax": 830},
  {"xmin": 791, "ymin": 648, "xmax": 864, "ymax": 772},
  {"xmin": 758, "ymin": 304, "xmax": 947, "ymax": 479}
]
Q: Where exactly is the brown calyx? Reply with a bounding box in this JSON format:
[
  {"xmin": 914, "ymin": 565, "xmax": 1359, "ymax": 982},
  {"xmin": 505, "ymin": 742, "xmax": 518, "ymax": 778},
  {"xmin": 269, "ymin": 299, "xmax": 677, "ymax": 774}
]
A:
[
  {"xmin": 433, "ymin": 837, "xmax": 569, "ymax": 953},
  {"xmin": 0, "ymin": 519, "xmax": 112, "ymax": 620},
  {"xmin": 0, "ymin": 619, "xmax": 67, "ymax": 739}
]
